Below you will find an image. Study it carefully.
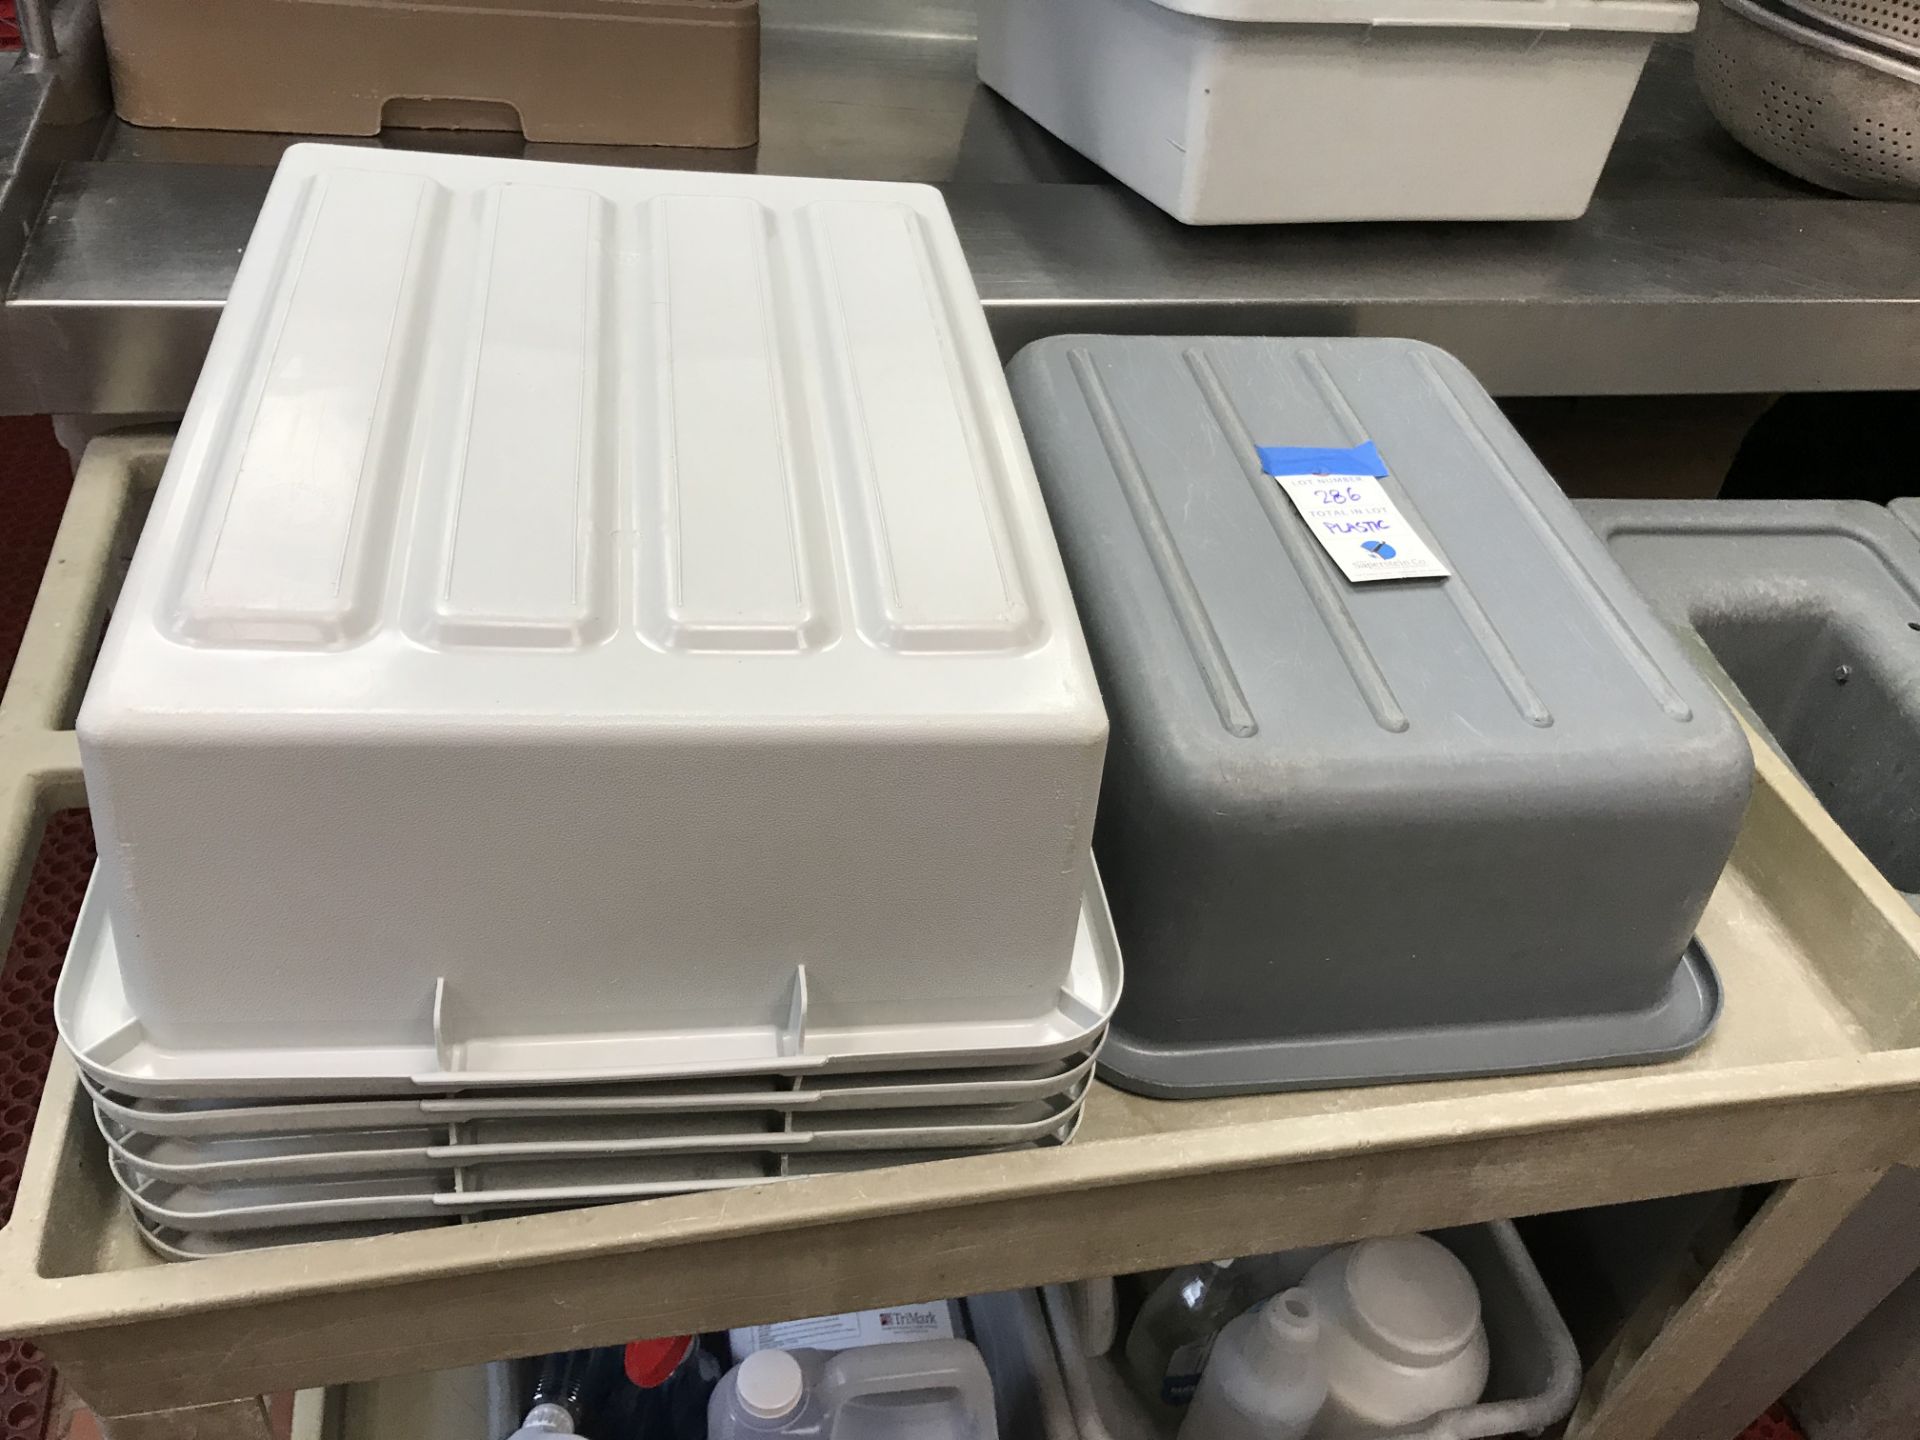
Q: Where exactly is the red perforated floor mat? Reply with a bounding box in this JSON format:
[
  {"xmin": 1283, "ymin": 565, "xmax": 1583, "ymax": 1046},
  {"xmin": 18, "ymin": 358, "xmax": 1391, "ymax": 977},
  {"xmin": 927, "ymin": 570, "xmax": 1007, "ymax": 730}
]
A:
[
  {"xmin": 1739, "ymin": 1403, "xmax": 1809, "ymax": 1440},
  {"xmin": 0, "ymin": 418, "xmax": 74, "ymax": 697},
  {"xmin": 1, "ymin": 416, "xmax": 83, "ymax": 1440}
]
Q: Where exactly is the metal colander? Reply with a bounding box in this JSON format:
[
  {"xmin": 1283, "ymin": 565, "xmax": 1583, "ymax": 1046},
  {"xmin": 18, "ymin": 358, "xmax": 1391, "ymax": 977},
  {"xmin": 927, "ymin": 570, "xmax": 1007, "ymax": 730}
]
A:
[
  {"xmin": 1696, "ymin": 0, "xmax": 1920, "ymax": 197},
  {"xmin": 1777, "ymin": 0, "xmax": 1920, "ymax": 59}
]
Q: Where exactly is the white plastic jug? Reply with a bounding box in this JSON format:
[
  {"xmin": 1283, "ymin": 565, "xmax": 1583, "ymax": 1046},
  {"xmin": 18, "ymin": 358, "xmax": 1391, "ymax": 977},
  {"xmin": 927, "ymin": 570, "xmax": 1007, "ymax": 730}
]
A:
[
  {"xmin": 1178, "ymin": 1288, "xmax": 1327, "ymax": 1440},
  {"xmin": 709, "ymin": 1350, "xmax": 831, "ymax": 1440},
  {"xmin": 1302, "ymin": 1236, "xmax": 1490, "ymax": 1437},
  {"xmin": 820, "ymin": 1339, "xmax": 998, "ymax": 1440},
  {"xmin": 710, "ymin": 1341, "xmax": 998, "ymax": 1440}
]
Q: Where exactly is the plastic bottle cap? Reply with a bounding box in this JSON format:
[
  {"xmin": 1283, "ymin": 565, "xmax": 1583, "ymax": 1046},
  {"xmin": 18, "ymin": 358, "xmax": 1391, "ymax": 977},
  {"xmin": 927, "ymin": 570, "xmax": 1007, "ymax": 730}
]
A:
[
  {"xmin": 1262, "ymin": 1287, "xmax": 1320, "ymax": 1342},
  {"xmin": 511, "ymin": 1403, "xmax": 576, "ymax": 1438},
  {"xmin": 737, "ymin": 1349, "xmax": 806, "ymax": 1421},
  {"xmin": 625, "ymin": 1335, "xmax": 696, "ymax": 1388},
  {"xmin": 1342, "ymin": 1236, "xmax": 1482, "ymax": 1365},
  {"xmin": 1209, "ymin": 1258, "xmax": 1234, "ymax": 1269}
]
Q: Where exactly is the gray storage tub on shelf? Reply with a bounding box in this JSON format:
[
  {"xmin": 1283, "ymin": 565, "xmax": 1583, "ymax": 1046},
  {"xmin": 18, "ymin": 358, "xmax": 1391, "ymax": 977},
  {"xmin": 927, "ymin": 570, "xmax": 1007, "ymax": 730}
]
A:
[
  {"xmin": 1038, "ymin": 1223, "xmax": 1581, "ymax": 1440},
  {"xmin": 1007, "ymin": 336, "xmax": 1750, "ymax": 1098},
  {"xmin": 1582, "ymin": 499, "xmax": 1920, "ymax": 910}
]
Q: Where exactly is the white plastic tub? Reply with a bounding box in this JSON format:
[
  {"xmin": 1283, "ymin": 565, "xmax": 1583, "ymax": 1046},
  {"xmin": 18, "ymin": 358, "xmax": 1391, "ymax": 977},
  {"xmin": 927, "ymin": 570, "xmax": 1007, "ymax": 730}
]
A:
[
  {"xmin": 976, "ymin": 0, "xmax": 1697, "ymax": 223},
  {"xmin": 73, "ymin": 144, "xmax": 1108, "ymax": 1070},
  {"xmin": 1040, "ymin": 1226, "xmax": 1581, "ymax": 1440}
]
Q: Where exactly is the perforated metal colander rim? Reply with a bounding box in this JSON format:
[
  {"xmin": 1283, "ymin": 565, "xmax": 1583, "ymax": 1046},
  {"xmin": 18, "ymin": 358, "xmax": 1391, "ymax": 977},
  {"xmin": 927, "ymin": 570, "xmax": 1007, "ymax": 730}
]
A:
[
  {"xmin": 1723, "ymin": 0, "xmax": 1920, "ymax": 78},
  {"xmin": 1699, "ymin": 0, "xmax": 1920, "ymax": 197},
  {"xmin": 1769, "ymin": 0, "xmax": 1920, "ymax": 66}
]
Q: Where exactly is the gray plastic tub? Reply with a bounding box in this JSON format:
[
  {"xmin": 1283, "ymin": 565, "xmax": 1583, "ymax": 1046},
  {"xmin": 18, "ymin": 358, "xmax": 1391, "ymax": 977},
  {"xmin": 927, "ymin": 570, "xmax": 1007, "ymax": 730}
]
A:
[
  {"xmin": 1040, "ymin": 1224, "xmax": 1581, "ymax": 1440},
  {"xmin": 1008, "ymin": 336, "xmax": 1747, "ymax": 1097},
  {"xmin": 1582, "ymin": 499, "xmax": 1920, "ymax": 910}
]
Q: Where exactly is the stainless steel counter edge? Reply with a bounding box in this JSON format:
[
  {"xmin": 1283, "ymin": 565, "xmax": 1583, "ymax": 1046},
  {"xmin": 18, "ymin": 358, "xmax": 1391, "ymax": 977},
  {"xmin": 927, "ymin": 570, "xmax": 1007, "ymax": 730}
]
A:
[
  {"xmin": 7, "ymin": 162, "xmax": 1920, "ymax": 413},
  {"xmin": 0, "ymin": 0, "xmax": 1916, "ymax": 412}
]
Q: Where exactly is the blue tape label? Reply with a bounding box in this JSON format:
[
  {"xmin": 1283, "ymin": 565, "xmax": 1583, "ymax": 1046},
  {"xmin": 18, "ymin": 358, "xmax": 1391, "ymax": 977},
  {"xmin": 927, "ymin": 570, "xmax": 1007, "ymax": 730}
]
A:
[{"xmin": 1257, "ymin": 442, "xmax": 1449, "ymax": 584}]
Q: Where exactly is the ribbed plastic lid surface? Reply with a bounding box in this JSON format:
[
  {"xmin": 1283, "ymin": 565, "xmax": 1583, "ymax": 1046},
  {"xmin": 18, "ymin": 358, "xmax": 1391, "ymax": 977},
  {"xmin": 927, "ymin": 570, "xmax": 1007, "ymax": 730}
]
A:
[{"xmin": 1344, "ymin": 1237, "xmax": 1482, "ymax": 1363}]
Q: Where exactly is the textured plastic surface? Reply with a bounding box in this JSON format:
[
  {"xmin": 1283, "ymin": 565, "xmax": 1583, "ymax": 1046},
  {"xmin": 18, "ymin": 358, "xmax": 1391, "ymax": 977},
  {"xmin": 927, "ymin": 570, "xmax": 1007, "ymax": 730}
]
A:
[
  {"xmin": 72, "ymin": 144, "xmax": 1108, "ymax": 1080},
  {"xmin": 100, "ymin": 0, "xmax": 760, "ymax": 148},
  {"xmin": 82, "ymin": 1053, "xmax": 1099, "ymax": 1139},
  {"xmin": 1583, "ymin": 499, "xmax": 1920, "ymax": 908},
  {"xmin": 1009, "ymin": 336, "xmax": 1747, "ymax": 1097},
  {"xmin": 976, "ymin": 0, "xmax": 1695, "ymax": 224},
  {"xmin": 1042, "ymin": 1224, "xmax": 1581, "ymax": 1440}
]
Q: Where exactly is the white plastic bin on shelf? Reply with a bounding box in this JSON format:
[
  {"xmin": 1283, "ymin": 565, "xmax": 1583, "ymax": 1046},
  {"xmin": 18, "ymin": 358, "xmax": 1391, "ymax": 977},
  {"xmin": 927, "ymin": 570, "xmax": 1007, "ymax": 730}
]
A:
[
  {"xmin": 977, "ymin": 0, "xmax": 1697, "ymax": 224},
  {"xmin": 67, "ymin": 143, "xmax": 1108, "ymax": 1082},
  {"xmin": 1041, "ymin": 1225, "xmax": 1581, "ymax": 1440}
]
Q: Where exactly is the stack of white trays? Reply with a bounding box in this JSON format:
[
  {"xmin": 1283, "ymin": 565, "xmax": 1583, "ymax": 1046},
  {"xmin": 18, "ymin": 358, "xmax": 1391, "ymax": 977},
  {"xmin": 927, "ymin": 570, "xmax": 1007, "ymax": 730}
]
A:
[{"xmin": 54, "ymin": 144, "xmax": 1119, "ymax": 1256}]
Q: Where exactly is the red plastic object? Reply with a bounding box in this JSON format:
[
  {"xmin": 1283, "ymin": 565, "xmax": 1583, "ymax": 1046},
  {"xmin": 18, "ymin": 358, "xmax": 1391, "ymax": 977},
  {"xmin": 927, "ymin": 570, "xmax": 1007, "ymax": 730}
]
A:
[
  {"xmin": 0, "ymin": 4, "xmax": 19, "ymax": 52},
  {"xmin": 625, "ymin": 1336, "xmax": 696, "ymax": 1388},
  {"xmin": 1738, "ymin": 1403, "xmax": 1809, "ymax": 1440}
]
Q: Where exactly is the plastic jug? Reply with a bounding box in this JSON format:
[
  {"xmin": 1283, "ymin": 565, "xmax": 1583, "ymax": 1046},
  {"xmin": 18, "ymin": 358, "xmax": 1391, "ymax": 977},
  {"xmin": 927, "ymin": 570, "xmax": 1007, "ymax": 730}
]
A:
[
  {"xmin": 711, "ymin": 1341, "xmax": 997, "ymax": 1440},
  {"xmin": 1122, "ymin": 1259, "xmax": 1256, "ymax": 1419},
  {"xmin": 710, "ymin": 1349, "xmax": 832, "ymax": 1440},
  {"xmin": 1301, "ymin": 1236, "xmax": 1490, "ymax": 1436},
  {"xmin": 819, "ymin": 1339, "xmax": 998, "ymax": 1440},
  {"xmin": 1178, "ymin": 1289, "xmax": 1327, "ymax": 1440}
]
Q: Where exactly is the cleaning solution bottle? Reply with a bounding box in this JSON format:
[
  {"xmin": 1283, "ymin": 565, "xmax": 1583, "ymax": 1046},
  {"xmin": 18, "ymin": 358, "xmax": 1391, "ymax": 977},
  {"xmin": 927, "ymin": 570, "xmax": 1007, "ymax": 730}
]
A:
[
  {"xmin": 1176, "ymin": 1288, "xmax": 1326, "ymax": 1440},
  {"xmin": 1122, "ymin": 1259, "xmax": 1253, "ymax": 1419},
  {"xmin": 708, "ymin": 1348, "xmax": 831, "ymax": 1440}
]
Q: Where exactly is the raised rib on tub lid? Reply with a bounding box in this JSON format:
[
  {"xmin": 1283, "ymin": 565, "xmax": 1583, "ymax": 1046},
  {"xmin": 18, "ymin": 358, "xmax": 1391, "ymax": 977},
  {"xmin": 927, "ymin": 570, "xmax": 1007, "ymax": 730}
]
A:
[
  {"xmin": 1006, "ymin": 336, "xmax": 1750, "ymax": 1098},
  {"xmin": 64, "ymin": 145, "xmax": 1110, "ymax": 1092}
]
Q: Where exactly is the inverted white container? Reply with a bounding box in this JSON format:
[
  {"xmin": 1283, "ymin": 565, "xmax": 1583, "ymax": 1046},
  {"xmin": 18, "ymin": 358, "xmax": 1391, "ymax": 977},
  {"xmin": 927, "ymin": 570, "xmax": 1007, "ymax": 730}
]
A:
[
  {"xmin": 72, "ymin": 144, "xmax": 1108, "ymax": 1069},
  {"xmin": 58, "ymin": 865, "xmax": 1119, "ymax": 1096},
  {"xmin": 976, "ymin": 0, "xmax": 1697, "ymax": 223}
]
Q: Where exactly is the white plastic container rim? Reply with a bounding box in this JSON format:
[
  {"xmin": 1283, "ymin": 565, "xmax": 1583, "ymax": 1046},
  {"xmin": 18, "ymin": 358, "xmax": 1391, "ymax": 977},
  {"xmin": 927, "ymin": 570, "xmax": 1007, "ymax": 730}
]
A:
[
  {"xmin": 107, "ymin": 1106, "xmax": 1089, "ymax": 1236},
  {"xmin": 57, "ymin": 866, "xmax": 1122, "ymax": 1098},
  {"xmin": 80, "ymin": 1051, "xmax": 1103, "ymax": 1138},
  {"xmin": 1132, "ymin": 0, "xmax": 1696, "ymax": 33},
  {"xmin": 95, "ymin": 1086, "xmax": 1092, "ymax": 1184}
]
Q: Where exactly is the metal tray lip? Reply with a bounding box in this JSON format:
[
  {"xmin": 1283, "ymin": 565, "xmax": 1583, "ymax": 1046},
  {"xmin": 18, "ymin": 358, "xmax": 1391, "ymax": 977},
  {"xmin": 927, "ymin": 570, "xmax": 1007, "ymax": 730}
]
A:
[
  {"xmin": 79, "ymin": 1051, "xmax": 1104, "ymax": 1139},
  {"xmin": 55, "ymin": 868, "xmax": 1124, "ymax": 1099},
  {"xmin": 1094, "ymin": 940, "xmax": 1721, "ymax": 1100}
]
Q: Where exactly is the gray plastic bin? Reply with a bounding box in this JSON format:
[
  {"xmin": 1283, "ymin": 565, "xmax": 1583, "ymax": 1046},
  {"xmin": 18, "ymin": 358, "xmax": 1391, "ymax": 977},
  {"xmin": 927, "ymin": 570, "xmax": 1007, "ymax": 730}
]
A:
[
  {"xmin": 1007, "ymin": 336, "xmax": 1748, "ymax": 1098},
  {"xmin": 1582, "ymin": 499, "xmax": 1920, "ymax": 909},
  {"xmin": 1039, "ymin": 1223, "xmax": 1582, "ymax": 1440}
]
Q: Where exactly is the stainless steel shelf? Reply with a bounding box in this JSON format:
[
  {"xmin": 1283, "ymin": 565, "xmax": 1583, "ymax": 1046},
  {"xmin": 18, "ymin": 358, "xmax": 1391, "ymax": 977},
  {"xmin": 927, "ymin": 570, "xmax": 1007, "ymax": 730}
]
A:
[{"xmin": 0, "ymin": 0, "xmax": 1916, "ymax": 413}]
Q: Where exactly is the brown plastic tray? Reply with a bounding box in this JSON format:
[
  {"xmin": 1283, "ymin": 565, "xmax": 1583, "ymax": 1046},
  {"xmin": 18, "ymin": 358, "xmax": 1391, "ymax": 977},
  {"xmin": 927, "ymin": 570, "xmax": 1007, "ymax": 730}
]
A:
[{"xmin": 98, "ymin": 0, "xmax": 759, "ymax": 148}]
